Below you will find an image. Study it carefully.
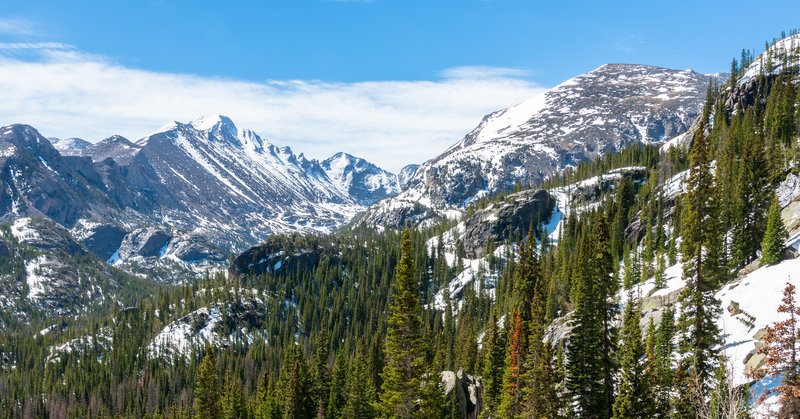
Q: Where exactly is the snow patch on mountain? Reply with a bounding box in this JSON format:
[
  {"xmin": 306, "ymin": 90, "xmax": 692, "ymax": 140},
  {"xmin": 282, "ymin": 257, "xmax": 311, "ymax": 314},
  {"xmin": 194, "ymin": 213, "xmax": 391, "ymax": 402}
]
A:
[
  {"xmin": 739, "ymin": 34, "xmax": 800, "ymax": 84},
  {"xmin": 47, "ymin": 137, "xmax": 92, "ymax": 156}
]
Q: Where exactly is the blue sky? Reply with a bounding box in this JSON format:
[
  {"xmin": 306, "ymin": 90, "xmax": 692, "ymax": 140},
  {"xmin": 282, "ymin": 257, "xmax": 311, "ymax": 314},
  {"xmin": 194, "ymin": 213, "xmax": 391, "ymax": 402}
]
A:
[{"xmin": 1, "ymin": 0, "xmax": 798, "ymax": 171}]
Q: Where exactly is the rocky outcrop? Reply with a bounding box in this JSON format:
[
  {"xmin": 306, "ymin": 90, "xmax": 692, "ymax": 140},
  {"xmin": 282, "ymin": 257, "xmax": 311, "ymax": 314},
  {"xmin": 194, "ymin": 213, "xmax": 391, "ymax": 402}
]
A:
[
  {"xmin": 166, "ymin": 234, "xmax": 226, "ymax": 263},
  {"xmin": 0, "ymin": 239, "xmax": 9, "ymax": 257},
  {"xmin": 459, "ymin": 189, "xmax": 554, "ymax": 259},
  {"xmin": 357, "ymin": 200, "xmax": 442, "ymax": 229},
  {"xmin": 72, "ymin": 221, "xmax": 127, "ymax": 261},
  {"xmin": 397, "ymin": 164, "xmax": 419, "ymax": 189},
  {"xmin": 442, "ymin": 368, "xmax": 483, "ymax": 419},
  {"xmin": 229, "ymin": 234, "xmax": 340, "ymax": 280},
  {"xmin": 118, "ymin": 228, "xmax": 171, "ymax": 260}
]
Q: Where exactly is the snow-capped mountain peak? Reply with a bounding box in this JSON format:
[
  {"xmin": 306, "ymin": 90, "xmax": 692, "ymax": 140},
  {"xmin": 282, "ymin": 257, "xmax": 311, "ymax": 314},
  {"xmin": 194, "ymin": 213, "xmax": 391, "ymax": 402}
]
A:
[
  {"xmin": 321, "ymin": 151, "xmax": 400, "ymax": 206},
  {"xmin": 359, "ymin": 64, "xmax": 720, "ymax": 228}
]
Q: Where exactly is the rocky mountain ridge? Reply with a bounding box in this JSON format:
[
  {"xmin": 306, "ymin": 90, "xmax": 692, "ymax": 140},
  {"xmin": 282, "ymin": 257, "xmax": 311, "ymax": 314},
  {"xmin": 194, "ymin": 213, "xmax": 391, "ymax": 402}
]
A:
[
  {"xmin": 0, "ymin": 117, "xmax": 401, "ymax": 267},
  {"xmin": 361, "ymin": 64, "xmax": 726, "ymax": 228}
]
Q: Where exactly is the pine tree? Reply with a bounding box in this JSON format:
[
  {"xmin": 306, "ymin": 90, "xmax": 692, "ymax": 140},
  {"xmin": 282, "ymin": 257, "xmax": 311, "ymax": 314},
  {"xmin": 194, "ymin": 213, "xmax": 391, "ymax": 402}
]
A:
[
  {"xmin": 377, "ymin": 229, "xmax": 427, "ymax": 418},
  {"xmin": 654, "ymin": 307, "xmax": 675, "ymax": 416},
  {"xmin": 678, "ymin": 122, "xmax": 723, "ymax": 400},
  {"xmin": 758, "ymin": 282, "xmax": 800, "ymax": 417},
  {"xmin": 481, "ymin": 312, "xmax": 506, "ymax": 416},
  {"xmin": 327, "ymin": 351, "xmax": 349, "ymax": 419},
  {"xmin": 523, "ymin": 276, "xmax": 560, "ymax": 418},
  {"xmin": 612, "ymin": 290, "xmax": 655, "ymax": 418},
  {"xmin": 194, "ymin": 345, "xmax": 221, "ymax": 419},
  {"xmin": 761, "ymin": 195, "xmax": 788, "ymax": 265},
  {"xmin": 566, "ymin": 230, "xmax": 605, "ymax": 417},
  {"xmin": 343, "ymin": 338, "xmax": 377, "ymax": 419},
  {"xmin": 313, "ymin": 326, "xmax": 331, "ymax": 418},
  {"xmin": 654, "ymin": 252, "xmax": 667, "ymax": 290},
  {"xmin": 512, "ymin": 231, "xmax": 541, "ymax": 324},
  {"xmin": 591, "ymin": 213, "xmax": 618, "ymax": 417},
  {"xmin": 221, "ymin": 374, "xmax": 247, "ymax": 419},
  {"xmin": 499, "ymin": 309, "xmax": 525, "ymax": 417},
  {"xmin": 284, "ymin": 358, "xmax": 305, "ymax": 419}
]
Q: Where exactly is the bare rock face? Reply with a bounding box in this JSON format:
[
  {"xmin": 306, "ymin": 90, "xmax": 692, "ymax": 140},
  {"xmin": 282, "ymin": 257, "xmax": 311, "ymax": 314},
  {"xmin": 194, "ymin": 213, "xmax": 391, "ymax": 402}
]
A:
[
  {"xmin": 72, "ymin": 220, "xmax": 128, "ymax": 261},
  {"xmin": 459, "ymin": 189, "xmax": 553, "ymax": 259},
  {"xmin": 166, "ymin": 234, "xmax": 226, "ymax": 263},
  {"xmin": 442, "ymin": 368, "xmax": 483, "ymax": 419},
  {"xmin": 358, "ymin": 200, "xmax": 442, "ymax": 229},
  {"xmin": 229, "ymin": 235, "xmax": 340, "ymax": 280},
  {"xmin": 118, "ymin": 228, "xmax": 171, "ymax": 260}
]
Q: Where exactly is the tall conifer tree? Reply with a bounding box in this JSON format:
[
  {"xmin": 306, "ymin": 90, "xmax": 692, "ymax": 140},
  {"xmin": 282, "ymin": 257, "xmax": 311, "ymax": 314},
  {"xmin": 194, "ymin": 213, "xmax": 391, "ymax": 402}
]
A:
[
  {"xmin": 761, "ymin": 195, "xmax": 788, "ymax": 265},
  {"xmin": 612, "ymin": 291, "xmax": 655, "ymax": 418},
  {"xmin": 678, "ymin": 121, "xmax": 723, "ymax": 407},
  {"xmin": 377, "ymin": 229, "xmax": 427, "ymax": 418}
]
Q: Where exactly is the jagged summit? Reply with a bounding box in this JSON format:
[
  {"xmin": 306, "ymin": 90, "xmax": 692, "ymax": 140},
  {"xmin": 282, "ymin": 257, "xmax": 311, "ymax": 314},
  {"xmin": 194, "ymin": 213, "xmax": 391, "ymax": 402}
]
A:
[
  {"xmin": 321, "ymin": 152, "xmax": 400, "ymax": 205},
  {"xmin": 2, "ymin": 117, "xmax": 400, "ymax": 257}
]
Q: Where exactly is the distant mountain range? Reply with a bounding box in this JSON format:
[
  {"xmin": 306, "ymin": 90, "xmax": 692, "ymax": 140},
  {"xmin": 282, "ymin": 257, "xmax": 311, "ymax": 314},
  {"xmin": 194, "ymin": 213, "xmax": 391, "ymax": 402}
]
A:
[{"xmin": 1, "ymin": 116, "xmax": 401, "ymax": 266}]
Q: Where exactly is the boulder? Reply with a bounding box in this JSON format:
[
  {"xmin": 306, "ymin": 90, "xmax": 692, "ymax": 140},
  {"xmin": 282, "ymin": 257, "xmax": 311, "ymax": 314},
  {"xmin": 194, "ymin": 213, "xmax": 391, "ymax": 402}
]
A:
[
  {"xmin": 727, "ymin": 301, "xmax": 743, "ymax": 316},
  {"xmin": 744, "ymin": 353, "xmax": 767, "ymax": 377},
  {"xmin": 74, "ymin": 221, "xmax": 127, "ymax": 261},
  {"xmin": 753, "ymin": 327, "xmax": 769, "ymax": 342},
  {"xmin": 166, "ymin": 234, "xmax": 226, "ymax": 262},
  {"xmin": 442, "ymin": 368, "xmax": 483, "ymax": 419}
]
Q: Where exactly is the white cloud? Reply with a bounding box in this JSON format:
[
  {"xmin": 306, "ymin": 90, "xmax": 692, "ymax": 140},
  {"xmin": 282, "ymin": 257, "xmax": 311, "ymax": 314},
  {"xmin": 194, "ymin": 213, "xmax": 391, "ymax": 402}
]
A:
[
  {"xmin": 440, "ymin": 65, "xmax": 532, "ymax": 80},
  {"xmin": 0, "ymin": 18, "xmax": 38, "ymax": 36},
  {"xmin": 0, "ymin": 45, "xmax": 546, "ymax": 172},
  {"xmin": 0, "ymin": 42, "xmax": 74, "ymax": 50}
]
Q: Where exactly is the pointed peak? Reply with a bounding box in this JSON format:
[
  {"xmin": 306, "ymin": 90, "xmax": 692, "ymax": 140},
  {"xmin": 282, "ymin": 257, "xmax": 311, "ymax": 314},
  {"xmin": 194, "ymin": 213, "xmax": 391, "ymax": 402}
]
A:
[
  {"xmin": 189, "ymin": 114, "xmax": 237, "ymax": 133},
  {"xmin": 150, "ymin": 120, "xmax": 180, "ymax": 136}
]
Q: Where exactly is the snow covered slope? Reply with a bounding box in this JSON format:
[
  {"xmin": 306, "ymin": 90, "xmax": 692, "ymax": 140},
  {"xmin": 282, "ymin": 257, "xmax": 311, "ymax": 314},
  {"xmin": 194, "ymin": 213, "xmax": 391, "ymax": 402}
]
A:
[
  {"xmin": 321, "ymin": 152, "xmax": 400, "ymax": 206},
  {"xmin": 738, "ymin": 34, "xmax": 800, "ymax": 84},
  {"xmin": 3, "ymin": 117, "xmax": 399, "ymax": 258},
  {"xmin": 48, "ymin": 137, "xmax": 92, "ymax": 156},
  {"xmin": 362, "ymin": 64, "xmax": 722, "ymax": 227}
]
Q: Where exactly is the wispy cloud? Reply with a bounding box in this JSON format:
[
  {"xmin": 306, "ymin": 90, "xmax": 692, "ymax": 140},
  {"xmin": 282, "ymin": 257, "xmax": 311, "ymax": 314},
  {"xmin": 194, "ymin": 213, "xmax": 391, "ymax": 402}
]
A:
[
  {"xmin": 0, "ymin": 45, "xmax": 546, "ymax": 172},
  {"xmin": 0, "ymin": 42, "xmax": 73, "ymax": 50},
  {"xmin": 441, "ymin": 65, "xmax": 532, "ymax": 80},
  {"xmin": 0, "ymin": 18, "xmax": 38, "ymax": 37},
  {"xmin": 612, "ymin": 34, "xmax": 644, "ymax": 53}
]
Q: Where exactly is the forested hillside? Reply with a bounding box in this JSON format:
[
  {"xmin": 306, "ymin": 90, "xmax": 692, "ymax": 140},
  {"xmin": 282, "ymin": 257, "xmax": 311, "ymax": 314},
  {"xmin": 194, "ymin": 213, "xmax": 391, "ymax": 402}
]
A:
[{"xmin": 1, "ymin": 31, "xmax": 800, "ymax": 419}]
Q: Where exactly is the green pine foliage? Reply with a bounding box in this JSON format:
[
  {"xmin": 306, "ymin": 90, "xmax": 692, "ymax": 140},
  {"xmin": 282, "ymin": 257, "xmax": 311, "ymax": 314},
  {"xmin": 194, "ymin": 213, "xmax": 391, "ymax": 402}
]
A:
[
  {"xmin": 678, "ymin": 122, "xmax": 723, "ymax": 400},
  {"xmin": 376, "ymin": 229, "xmax": 427, "ymax": 418},
  {"xmin": 761, "ymin": 195, "xmax": 789, "ymax": 265},
  {"xmin": 612, "ymin": 291, "xmax": 655, "ymax": 418},
  {"xmin": 195, "ymin": 345, "xmax": 222, "ymax": 419}
]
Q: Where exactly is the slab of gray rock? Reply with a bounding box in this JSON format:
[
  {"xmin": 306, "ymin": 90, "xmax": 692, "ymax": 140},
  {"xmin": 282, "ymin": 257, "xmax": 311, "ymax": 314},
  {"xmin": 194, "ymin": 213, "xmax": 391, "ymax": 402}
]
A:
[
  {"xmin": 118, "ymin": 227, "xmax": 171, "ymax": 259},
  {"xmin": 442, "ymin": 368, "xmax": 483, "ymax": 419},
  {"xmin": 73, "ymin": 221, "xmax": 128, "ymax": 261},
  {"xmin": 166, "ymin": 234, "xmax": 226, "ymax": 262},
  {"xmin": 459, "ymin": 189, "xmax": 553, "ymax": 259}
]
